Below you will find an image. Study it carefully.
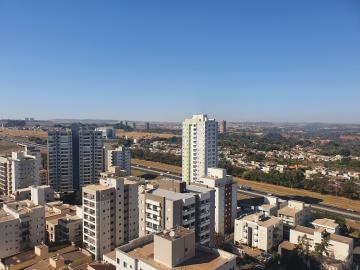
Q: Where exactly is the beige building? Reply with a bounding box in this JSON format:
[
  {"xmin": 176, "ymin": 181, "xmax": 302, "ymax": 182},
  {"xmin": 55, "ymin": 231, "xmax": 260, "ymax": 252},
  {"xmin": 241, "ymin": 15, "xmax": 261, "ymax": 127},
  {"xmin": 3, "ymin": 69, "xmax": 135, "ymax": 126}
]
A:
[
  {"xmin": 105, "ymin": 146, "xmax": 131, "ymax": 176},
  {"xmin": 0, "ymin": 200, "xmax": 45, "ymax": 259},
  {"xmin": 234, "ymin": 213, "xmax": 283, "ymax": 251},
  {"xmin": 139, "ymin": 179, "xmax": 215, "ymax": 246},
  {"xmin": 197, "ymin": 168, "xmax": 237, "ymax": 235},
  {"xmin": 0, "ymin": 244, "xmax": 92, "ymax": 270},
  {"xmin": 45, "ymin": 201, "xmax": 78, "ymax": 244},
  {"xmin": 278, "ymin": 200, "xmax": 309, "ymax": 238},
  {"xmin": 107, "ymin": 226, "xmax": 236, "ymax": 270},
  {"xmin": 82, "ymin": 176, "xmax": 139, "ymax": 260},
  {"xmin": 0, "ymin": 150, "xmax": 40, "ymax": 195},
  {"xmin": 290, "ymin": 225, "xmax": 353, "ymax": 267},
  {"xmin": 312, "ymin": 218, "xmax": 340, "ymax": 234}
]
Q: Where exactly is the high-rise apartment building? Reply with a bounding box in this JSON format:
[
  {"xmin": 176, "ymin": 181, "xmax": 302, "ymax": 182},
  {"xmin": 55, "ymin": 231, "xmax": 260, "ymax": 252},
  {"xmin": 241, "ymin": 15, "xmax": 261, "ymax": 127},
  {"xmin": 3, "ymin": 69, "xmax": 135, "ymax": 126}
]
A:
[
  {"xmin": 105, "ymin": 146, "xmax": 131, "ymax": 175},
  {"xmin": 0, "ymin": 200, "xmax": 45, "ymax": 259},
  {"xmin": 82, "ymin": 176, "xmax": 139, "ymax": 260},
  {"xmin": 182, "ymin": 114, "xmax": 218, "ymax": 183},
  {"xmin": 0, "ymin": 156, "xmax": 12, "ymax": 195},
  {"xmin": 197, "ymin": 168, "xmax": 237, "ymax": 235},
  {"xmin": 219, "ymin": 120, "xmax": 227, "ymax": 134},
  {"xmin": 139, "ymin": 179, "xmax": 215, "ymax": 246},
  {"xmin": 0, "ymin": 148, "xmax": 40, "ymax": 195},
  {"xmin": 48, "ymin": 129, "xmax": 74, "ymax": 193},
  {"xmin": 11, "ymin": 151, "xmax": 40, "ymax": 193},
  {"xmin": 78, "ymin": 129, "xmax": 103, "ymax": 186},
  {"xmin": 48, "ymin": 128, "xmax": 103, "ymax": 192}
]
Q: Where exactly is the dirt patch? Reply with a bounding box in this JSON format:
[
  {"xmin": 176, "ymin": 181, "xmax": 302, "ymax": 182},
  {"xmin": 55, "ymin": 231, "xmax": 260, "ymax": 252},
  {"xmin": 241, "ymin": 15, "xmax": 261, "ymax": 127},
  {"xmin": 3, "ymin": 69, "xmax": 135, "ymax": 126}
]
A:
[
  {"xmin": 132, "ymin": 159, "xmax": 182, "ymax": 173},
  {"xmin": 0, "ymin": 128, "xmax": 48, "ymax": 139},
  {"xmin": 116, "ymin": 129, "xmax": 178, "ymax": 140},
  {"xmin": 0, "ymin": 140, "xmax": 23, "ymax": 155}
]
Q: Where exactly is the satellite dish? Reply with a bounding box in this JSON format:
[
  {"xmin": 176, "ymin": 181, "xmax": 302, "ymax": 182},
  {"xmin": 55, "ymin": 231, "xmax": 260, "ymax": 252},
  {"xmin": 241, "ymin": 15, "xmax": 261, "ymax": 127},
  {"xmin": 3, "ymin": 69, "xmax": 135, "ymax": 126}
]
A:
[{"xmin": 169, "ymin": 231, "xmax": 175, "ymax": 237}]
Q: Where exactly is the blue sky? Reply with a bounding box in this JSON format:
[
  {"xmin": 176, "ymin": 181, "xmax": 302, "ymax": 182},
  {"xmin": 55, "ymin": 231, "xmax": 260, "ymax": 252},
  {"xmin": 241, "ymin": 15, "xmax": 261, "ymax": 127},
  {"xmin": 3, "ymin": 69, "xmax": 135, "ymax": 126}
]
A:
[{"xmin": 0, "ymin": 1, "xmax": 359, "ymax": 123}]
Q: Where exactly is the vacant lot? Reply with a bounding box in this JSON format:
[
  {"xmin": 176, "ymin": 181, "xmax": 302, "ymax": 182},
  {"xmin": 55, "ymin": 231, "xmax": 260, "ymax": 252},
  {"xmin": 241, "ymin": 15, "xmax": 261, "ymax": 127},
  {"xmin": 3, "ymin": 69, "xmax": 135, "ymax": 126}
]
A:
[
  {"xmin": 132, "ymin": 158, "xmax": 182, "ymax": 173},
  {"xmin": 0, "ymin": 140, "xmax": 22, "ymax": 155},
  {"xmin": 116, "ymin": 129, "xmax": 178, "ymax": 140},
  {"xmin": 0, "ymin": 128, "xmax": 48, "ymax": 139},
  {"xmin": 131, "ymin": 159, "xmax": 360, "ymax": 212}
]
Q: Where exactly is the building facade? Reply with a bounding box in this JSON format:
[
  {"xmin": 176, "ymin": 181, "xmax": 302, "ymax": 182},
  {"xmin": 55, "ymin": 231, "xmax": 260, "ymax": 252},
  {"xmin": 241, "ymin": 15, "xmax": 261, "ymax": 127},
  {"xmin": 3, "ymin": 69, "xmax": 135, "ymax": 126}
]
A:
[
  {"xmin": 139, "ymin": 179, "xmax": 215, "ymax": 247},
  {"xmin": 105, "ymin": 146, "xmax": 131, "ymax": 176},
  {"xmin": 78, "ymin": 129, "xmax": 103, "ymax": 186},
  {"xmin": 290, "ymin": 225, "xmax": 353, "ymax": 267},
  {"xmin": 182, "ymin": 114, "xmax": 218, "ymax": 183},
  {"xmin": 234, "ymin": 213, "xmax": 283, "ymax": 252},
  {"xmin": 82, "ymin": 176, "xmax": 139, "ymax": 260},
  {"xmin": 219, "ymin": 120, "xmax": 227, "ymax": 134},
  {"xmin": 47, "ymin": 129, "xmax": 74, "ymax": 193},
  {"xmin": 197, "ymin": 168, "xmax": 237, "ymax": 235},
  {"xmin": 0, "ymin": 200, "xmax": 45, "ymax": 259}
]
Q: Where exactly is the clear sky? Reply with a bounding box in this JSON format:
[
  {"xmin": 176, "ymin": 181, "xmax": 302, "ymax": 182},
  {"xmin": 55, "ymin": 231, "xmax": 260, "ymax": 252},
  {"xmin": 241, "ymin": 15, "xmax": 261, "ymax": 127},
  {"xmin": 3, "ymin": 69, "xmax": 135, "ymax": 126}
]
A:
[{"xmin": 0, "ymin": 1, "xmax": 359, "ymax": 123}]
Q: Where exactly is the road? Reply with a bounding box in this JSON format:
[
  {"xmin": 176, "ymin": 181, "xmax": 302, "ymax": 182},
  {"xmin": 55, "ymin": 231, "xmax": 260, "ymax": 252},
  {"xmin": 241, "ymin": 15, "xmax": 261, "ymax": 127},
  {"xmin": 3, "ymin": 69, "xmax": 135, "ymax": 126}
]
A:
[{"xmin": 132, "ymin": 163, "xmax": 360, "ymax": 221}]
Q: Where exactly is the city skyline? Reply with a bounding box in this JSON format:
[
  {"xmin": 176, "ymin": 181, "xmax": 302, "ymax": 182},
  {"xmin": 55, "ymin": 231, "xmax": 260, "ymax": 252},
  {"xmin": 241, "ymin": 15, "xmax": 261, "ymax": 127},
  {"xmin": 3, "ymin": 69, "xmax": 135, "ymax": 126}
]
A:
[{"xmin": 1, "ymin": 1, "xmax": 360, "ymax": 123}]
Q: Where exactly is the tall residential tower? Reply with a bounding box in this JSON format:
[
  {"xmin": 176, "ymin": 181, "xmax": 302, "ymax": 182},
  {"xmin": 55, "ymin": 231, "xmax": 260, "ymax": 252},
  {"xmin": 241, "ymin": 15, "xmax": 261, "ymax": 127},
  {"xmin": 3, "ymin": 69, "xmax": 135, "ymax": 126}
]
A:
[{"xmin": 182, "ymin": 114, "xmax": 218, "ymax": 183}]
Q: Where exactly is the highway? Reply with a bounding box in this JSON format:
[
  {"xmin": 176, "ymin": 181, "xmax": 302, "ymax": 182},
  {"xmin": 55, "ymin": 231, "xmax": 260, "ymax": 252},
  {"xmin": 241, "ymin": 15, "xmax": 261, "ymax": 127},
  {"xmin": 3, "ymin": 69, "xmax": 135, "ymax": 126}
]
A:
[
  {"xmin": 132, "ymin": 163, "xmax": 360, "ymax": 221},
  {"xmin": 2, "ymin": 135, "xmax": 359, "ymax": 221}
]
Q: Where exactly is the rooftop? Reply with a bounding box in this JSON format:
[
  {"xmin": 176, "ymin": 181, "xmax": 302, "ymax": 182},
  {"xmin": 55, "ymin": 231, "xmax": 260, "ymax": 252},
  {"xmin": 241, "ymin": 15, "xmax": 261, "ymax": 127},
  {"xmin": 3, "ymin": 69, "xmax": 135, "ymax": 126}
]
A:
[
  {"xmin": 126, "ymin": 242, "xmax": 234, "ymax": 270},
  {"xmin": 150, "ymin": 188, "xmax": 194, "ymax": 201},
  {"xmin": 293, "ymin": 225, "xmax": 316, "ymax": 235},
  {"xmin": 83, "ymin": 184, "xmax": 111, "ymax": 191},
  {"xmin": 278, "ymin": 206, "xmax": 301, "ymax": 217},
  {"xmin": 312, "ymin": 218, "xmax": 339, "ymax": 229},
  {"xmin": 241, "ymin": 213, "xmax": 281, "ymax": 227},
  {"xmin": 157, "ymin": 226, "xmax": 193, "ymax": 241}
]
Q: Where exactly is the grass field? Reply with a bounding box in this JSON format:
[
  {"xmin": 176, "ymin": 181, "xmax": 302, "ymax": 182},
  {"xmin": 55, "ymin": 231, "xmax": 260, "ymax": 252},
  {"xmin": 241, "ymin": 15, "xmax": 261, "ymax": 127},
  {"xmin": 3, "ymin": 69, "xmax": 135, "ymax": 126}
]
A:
[
  {"xmin": 0, "ymin": 128, "xmax": 48, "ymax": 139},
  {"xmin": 131, "ymin": 159, "xmax": 360, "ymax": 212},
  {"xmin": 116, "ymin": 129, "xmax": 179, "ymax": 140}
]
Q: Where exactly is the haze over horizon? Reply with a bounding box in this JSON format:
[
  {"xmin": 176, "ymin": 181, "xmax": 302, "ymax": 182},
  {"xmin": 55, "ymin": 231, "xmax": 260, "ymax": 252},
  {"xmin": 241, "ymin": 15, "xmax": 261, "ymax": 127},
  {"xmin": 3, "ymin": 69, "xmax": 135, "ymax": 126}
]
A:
[{"xmin": 1, "ymin": 1, "xmax": 360, "ymax": 123}]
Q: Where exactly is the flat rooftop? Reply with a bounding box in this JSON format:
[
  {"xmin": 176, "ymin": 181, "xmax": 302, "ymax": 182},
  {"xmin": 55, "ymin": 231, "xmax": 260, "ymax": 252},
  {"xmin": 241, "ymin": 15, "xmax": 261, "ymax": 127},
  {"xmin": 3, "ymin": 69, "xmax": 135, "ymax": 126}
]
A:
[
  {"xmin": 241, "ymin": 213, "xmax": 281, "ymax": 227},
  {"xmin": 83, "ymin": 184, "xmax": 111, "ymax": 191},
  {"xmin": 186, "ymin": 184, "xmax": 212, "ymax": 194},
  {"xmin": 312, "ymin": 218, "xmax": 339, "ymax": 229},
  {"xmin": 157, "ymin": 227, "xmax": 193, "ymax": 241},
  {"xmin": 278, "ymin": 206, "xmax": 301, "ymax": 217},
  {"xmin": 126, "ymin": 242, "xmax": 234, "ymax": 270},
  {"xmin": 0, "ymin": 209, "xmax": 16, "ymax": 222},
  {"xmin": 150, "ymin": 188, "xmax": 194, "ymax": 201}
]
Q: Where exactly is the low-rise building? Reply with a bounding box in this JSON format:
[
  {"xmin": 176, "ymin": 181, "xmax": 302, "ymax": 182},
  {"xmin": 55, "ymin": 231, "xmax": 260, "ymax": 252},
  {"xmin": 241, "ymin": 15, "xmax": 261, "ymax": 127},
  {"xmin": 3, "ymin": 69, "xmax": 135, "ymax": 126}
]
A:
[
  {"xmin": 109, "ymin": 226, "xmax": 236, "ymax": 270},
  {"xmin": 0, "ymin": 244, "xmax": 92, "ymax": 270},
  {"xmin": 234, "ymin": 213, "xmax": 283, "ymax": 252},
  {"xmin": 312, "ymin": 218, "xmax": 340, "ymax": 234},
  {"xmin": 0, "ymin": 200, "xmax": 45, "ymax": 259},
  {"xmin": 289, "ymin": 225, "xmax": 353, "ymax": 267},
  {"xmin": 278, "ymin": 200, "xmax": 309, "ymax": 238}
]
